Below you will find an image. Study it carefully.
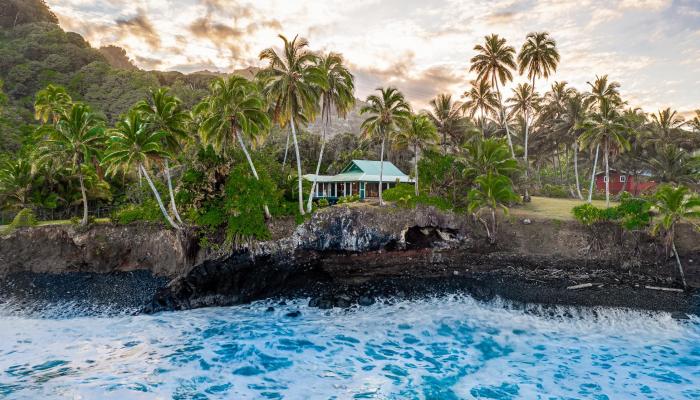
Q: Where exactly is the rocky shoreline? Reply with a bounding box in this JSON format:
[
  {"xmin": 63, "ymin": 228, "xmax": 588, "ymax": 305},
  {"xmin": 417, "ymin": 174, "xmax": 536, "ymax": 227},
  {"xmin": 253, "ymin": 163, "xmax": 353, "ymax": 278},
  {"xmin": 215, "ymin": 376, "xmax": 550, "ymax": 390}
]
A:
[{"xmin": 1, "ymin": 205, "xmax": 699, "ymax": 316}]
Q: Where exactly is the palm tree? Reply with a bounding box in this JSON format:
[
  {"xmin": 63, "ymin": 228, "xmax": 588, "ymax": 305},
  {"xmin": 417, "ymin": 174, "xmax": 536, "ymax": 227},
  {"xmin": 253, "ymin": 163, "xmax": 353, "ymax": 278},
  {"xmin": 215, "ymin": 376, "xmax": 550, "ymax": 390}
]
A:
[
  {"xmin": 690, "ymin": 110, "xmax": 700, "ymax": 134},
  {"xmin": 258, "ymin": 34, "xmax": 326, "ymax": 215},
  {"xmin": 425, "ymin": 94, "xmax": 469, "ymax": 153},
  {"xmin": 135, "ymin": 87, "xmax": 190, "ymax": 224},
  {"xmin": 306, "ymin": 52, "xmax": 355, "ymax": 212},
  {"xmin": 646, "ymin": 145, "xmax": 699, "ymax": 185},
  {"xmin": 462, "ymin": 79, "xmax": 499, "ymax": 137},
  {"xmin": 460, "ymin": 138, "xmax": 520, "ymax": 180},
  {"xmin": 579, "ymin": 99, "xmax": 630, "ymax": 207},
  {"xmin": 470, "ymin": 34, "xmax": 517, "ymax": 156},
  {"xmin": 518, "ymin": 32, "xmax": 560, "ymax": 201},
  {"xmin": 38, "ymin": 103, "xmax": 104, "ymax": 225},
  {"xmin": 648, "ymin": 108, "xmax": 690, "ymax": 149},
  {"xmin": 583, "ymin": 75, "xmax": 622, "ymax": 202},
  {"xmin": 360, "ymin": 87, "xmax": 411, "ymax": 205},
  {"xmin": 34, "ymin": 84, "xmax": 72, "ymax": 125},
  {"xmin": 103, "ymin": 110, "xmax": 179, "ymax": 229},
  {"xmin": 467, "ymin": 173, "xmax": 520, "ymax": 244},
  {"xmin": 394, "ymin": 113, "xmax": 438, "ymax": 195},
  {"xmin": 0, "ymin": 158, "xmax": 34, "ymax": 209},
  {"xmin": 198, "ymin": 76, "xmax": 272, "ymax": 219},
  {"xmin": 651, "ymin": 185, "xmax": 700, "ymax": 289}
]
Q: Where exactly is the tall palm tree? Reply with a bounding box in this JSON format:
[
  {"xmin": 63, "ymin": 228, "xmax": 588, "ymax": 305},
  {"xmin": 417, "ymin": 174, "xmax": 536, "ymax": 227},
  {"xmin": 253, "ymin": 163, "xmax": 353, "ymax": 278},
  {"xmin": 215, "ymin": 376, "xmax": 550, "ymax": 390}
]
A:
[
  {"xmin": 518, "ymin": 32, "xmax": 560, "ymax": 201},
  {"xmin": 38, "ymin": 103, "xmax": 104, "ymax": 225},
  {"xmin": 307, "ymin": 52, "xmax": 355, "ymax": 212},
  {"xmin": 651, "ymin": 185, "xmax": 700, "ymax": 289},
  {"xmin": 103, "ymin": 110, "xmax": 179, "ymax": 229},
  {"xmin": 579, "ymin": 98, "xmax": 630, "ymax": 207},
  {"xmin": 461, "ymin": 79, "xmax": 499, "ymax": 137},
  {"xmin": 360, "ymin": 87, "xmax": 411, "ymax": 205},
  {"xmin": 470, "ymin": 34, "xmax": 517, "ymax": 156},
  {"xmin": 425, "ymin": 94, "xmax": 469, "ymax": 153},
  {"xmin": 583, "ymin": 75, "xmax": 622, "ymax": 202},
  {"xmin": 34, "ymin": 84, "xmax": 72, "ymax": 125},
  {"xmin": 394, "ymin": 113, "xmax": 438, "ymax": 195},
  {"xmin": 135, "ymin": 87, "xmax": 190, "ymax": 224},
  {"xmin": 258, "ymin": 34, "xmax": 326, "ymax": 215},
  {"xmin": 198, "ymin": 76, "xmax": 272, "ymax": 219},
  {"xmin": 554, "ymin": 91, "xmax": 588, "ymax": 198}
]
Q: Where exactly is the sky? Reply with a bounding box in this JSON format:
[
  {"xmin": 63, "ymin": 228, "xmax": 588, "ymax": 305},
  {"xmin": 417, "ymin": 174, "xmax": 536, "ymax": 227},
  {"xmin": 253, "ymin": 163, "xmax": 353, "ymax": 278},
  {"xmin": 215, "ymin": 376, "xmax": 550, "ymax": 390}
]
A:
[{"xmin": 47, "ymin": 0, "xmax": 700, "ymax": 114}]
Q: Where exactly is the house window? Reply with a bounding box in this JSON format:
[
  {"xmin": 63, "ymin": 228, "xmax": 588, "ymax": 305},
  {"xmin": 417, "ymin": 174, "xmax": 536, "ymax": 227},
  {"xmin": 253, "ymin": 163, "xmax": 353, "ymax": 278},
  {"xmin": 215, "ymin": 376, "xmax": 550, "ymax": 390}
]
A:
[
  {"xmin": 620, "ymin": 175, "xmax": 627, "ymax": 183},
  {"xmin": 603, "ymin": 176, "xmax": 609, "ymax": 182}
]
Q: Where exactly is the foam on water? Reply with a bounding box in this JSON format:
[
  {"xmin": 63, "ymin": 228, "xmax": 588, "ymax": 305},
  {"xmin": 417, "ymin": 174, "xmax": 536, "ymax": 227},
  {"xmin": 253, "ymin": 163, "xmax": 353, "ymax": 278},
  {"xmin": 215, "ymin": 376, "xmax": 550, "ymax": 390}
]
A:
[{"xmin": 0, "ymin": 295, "xmax": 698, "ymax": 399}]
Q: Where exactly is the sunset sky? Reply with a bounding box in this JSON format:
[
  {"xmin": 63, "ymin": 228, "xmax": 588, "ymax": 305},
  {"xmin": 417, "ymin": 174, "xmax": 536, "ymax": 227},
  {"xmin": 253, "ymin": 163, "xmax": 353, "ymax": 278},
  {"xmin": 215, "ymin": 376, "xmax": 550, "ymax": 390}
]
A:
[{"xmin": 47, "ymin": 0, "xmax": 700, "ymax": 113}]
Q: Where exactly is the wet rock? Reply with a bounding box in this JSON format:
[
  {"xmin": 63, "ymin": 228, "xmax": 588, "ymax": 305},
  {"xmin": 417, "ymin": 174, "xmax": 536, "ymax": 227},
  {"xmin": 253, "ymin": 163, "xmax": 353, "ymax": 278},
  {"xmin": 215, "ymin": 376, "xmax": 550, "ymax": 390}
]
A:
[
  {"xmin": 358, "ymin": 296, "xmax": 375, "ymax": 306},
  {"xmin": 285, "ymin": 310, "xmax": 301, "ymax": 318},
  {"xmin": 265, "ymin": 306, "xmax": 275, "ymax": 313}
]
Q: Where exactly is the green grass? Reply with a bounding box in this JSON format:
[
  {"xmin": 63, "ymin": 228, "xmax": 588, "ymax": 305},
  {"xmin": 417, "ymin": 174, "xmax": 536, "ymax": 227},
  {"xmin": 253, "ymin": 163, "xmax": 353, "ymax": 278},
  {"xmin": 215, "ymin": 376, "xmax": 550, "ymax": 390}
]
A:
[
  {"xmin": 0, "ymin": 218, "xmax": 111, "ymax": 230},
  {"xmin": 510, "ymin": 196, "xmax": 618, "ymax": 221}
]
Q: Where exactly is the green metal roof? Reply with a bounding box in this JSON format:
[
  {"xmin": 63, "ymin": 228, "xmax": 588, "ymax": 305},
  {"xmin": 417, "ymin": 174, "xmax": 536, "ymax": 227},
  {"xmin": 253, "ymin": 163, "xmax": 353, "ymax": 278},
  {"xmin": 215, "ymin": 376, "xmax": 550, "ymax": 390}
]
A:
[{"xmin": 341, "ymin": 160, "xmax": 407, "ymax": 177}]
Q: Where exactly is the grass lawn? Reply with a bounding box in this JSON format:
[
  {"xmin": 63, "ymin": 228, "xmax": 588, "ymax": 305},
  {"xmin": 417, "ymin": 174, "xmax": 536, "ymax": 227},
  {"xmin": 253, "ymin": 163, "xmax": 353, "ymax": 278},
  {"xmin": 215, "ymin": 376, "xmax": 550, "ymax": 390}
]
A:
[
  {"xmin": 0, "ymin": 217, "xmax": 111, "ymax": 230},
  {"xmin": 509, "ymin": 196, "xmax": 618, "ymax": 221}
]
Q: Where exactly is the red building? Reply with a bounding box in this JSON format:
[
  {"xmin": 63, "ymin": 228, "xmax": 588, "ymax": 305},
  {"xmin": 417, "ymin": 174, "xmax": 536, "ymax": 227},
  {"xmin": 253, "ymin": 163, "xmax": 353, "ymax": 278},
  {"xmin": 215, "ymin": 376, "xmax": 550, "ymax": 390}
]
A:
[{"xmin": 595, "ymin": 170, "xmax": 656, "ymax": 195}]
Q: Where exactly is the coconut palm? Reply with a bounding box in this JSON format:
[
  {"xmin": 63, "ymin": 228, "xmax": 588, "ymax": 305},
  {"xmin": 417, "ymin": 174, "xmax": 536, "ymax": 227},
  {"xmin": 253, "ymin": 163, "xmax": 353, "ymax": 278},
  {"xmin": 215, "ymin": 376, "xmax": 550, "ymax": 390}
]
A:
[
  {"xmin": 34, "ymin": 84, "xmax": 72, "ymax": 125},
  {"xmin": 135, "ymin": 87, "xmax": 190, "ymax": 224},
  {"xmin": 467, "ymin": 173, "xmax": 520, "ymax": 244},
  {"xmin": 555, "ymin": 91, "xmax": 588, "ymax": 198},
  {"xmin": 394, "ymin": 113, "xmax": 438, "ymax": 195},
  {"xmin": 578, "ymin": 99, "xmax": 631, "ymax": 207},
  {"xmin": 517, "ymin": 32, "xmax": 560, "ymax": 201},
  {"xmin": 646, "ymin": 145, "xmax": 699, "ymax": 185},
  {"xmin": 360, "ymin": 87, "xmax": 411, "ymax": 205},
  {"xmin": 583, "ymin": 75, "xmax": 622, "ymax": 202},
  {"xmin": 462, "ymin": 79, "xmax": 499, "ymax": 137},
  {"xmin": 0, "ymin": 158, "xmax": 34, "ymax": 209},
  {"xmin": 103, "ymin": 110, "xmax": 179, "ymax": 229},
  {"xmin": 651, "ymin": 185, "xmax": 700, "ymax": 289},
  {"xmin": 306, "ymin": 52, "xmax": 355, "ymax": 212},
  {"xmin": 648, "ymin": 108, "xmax": 690, "ymax": 149},
  {"xmin": 38, "ymin": 103, "xmax": 104, "ymax": 225},
  {"xmin": 258, "ymin": 34, "xmax": 326, "ymax": 215},
  {"xmin": 425, "ymin": 94, "xmax": 470, "ymax": 153},
  {"xmin": 690, "ymin": 110, "xmax": 700, "ymax": 134},
  {"xmin": 460, "ymin": 138, "xmax": 520, "ymax": 181},
  {"xmin": 470, "ymin": 34, "xmax": 517, "ymax": 156},
  {"xmin": 198, "ymin": 76, "xmax": 272, "ymax": 219}
]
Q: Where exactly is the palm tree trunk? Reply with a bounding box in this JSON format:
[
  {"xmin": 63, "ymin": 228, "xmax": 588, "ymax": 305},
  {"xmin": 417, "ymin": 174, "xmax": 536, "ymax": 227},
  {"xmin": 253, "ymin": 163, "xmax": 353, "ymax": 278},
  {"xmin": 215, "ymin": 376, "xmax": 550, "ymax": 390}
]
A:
[
  {"xmin": 494, "ymin": 78, "xmax": 515, "ymax": 158},
  {"xmin": 490, "ymin": 208, "xmax": 497, "ymax": 244},
  {"xmin": 379, "ymin": 132, "xmax": 386, "ymax": 206},
  {"xmin": 573, "ymin": 142, "xmax": 583, "ymax": 199},
  {"xmin": 604, "ymin": 139, "xmax": 610, "ymax": 208},
  {"xmin": 588, "ymin": 144, "xmax": 600, "ymax": 203},
  {"xmin": 290, "ymin": 117, "xmax": 305, "ymax": 215},
  {"xmin": 523, "ymin": 77, "xmax": 536, "ymax": 202},
  {"xmin": 164, "ymin": 159, "xmax": 183, "ymax": 224},
  {"xmin": 480, "ymin": 108, "xmax": 486, "ymax": 138},
  {"xmin": 77, "ymin": 165, "xmax": 88, "ymax": 226},
  {"xmin": 281, "ymin": 125, "xmax": 291, "ymax": 175},
  {"xmin": 414, "ymin": 143, "xmax": 419, "ymax": 196},
  {"xmin": 235, "ymin": 128, "xmax": 272, "ymax": 220},
  {"xmin": 140, "ymin": 164, "xmax": 180, "ymax": 229},
  {"xmin": 307, "ymin": 118, "xmax": 328, "ymax": 212},
  {"xmin": 672, "ymin": 237, "xmax": 688, "ymax": 289}
]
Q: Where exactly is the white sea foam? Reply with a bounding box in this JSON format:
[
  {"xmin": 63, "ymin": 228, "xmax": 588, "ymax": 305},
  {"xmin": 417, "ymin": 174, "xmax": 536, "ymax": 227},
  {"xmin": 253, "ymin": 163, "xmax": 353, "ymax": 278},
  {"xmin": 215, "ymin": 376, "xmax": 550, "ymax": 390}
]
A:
[{"xmin": 0, "ymin": 295, "xmax": 698, "ymax": 399}]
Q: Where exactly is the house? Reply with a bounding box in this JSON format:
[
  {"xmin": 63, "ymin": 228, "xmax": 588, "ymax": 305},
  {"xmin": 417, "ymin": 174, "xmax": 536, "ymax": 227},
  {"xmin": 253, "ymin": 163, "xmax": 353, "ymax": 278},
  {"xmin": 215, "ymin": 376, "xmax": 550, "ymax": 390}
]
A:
[
  {"xmin": 594, "ymin": 169, "xmax": 656, "ymax": 195},
  {"xmin": 303, "ymin": 160, "xmax": 414, "ymax": 201}
]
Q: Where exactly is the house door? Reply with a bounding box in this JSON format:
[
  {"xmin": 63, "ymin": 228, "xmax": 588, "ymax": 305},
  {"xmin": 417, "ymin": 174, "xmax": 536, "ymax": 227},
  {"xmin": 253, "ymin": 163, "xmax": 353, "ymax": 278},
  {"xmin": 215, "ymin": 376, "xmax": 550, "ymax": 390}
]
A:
[{"xmin": 360, "ymin": 182, "xmax": 366, "ymax": 199}]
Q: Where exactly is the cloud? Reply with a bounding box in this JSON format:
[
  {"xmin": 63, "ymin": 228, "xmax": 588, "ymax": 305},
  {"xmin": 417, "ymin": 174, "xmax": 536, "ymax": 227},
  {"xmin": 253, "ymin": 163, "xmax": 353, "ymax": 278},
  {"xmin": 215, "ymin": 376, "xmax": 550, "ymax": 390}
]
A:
[{"xmin": 115, "ymin": 9, "xmax": 161, "ymax": 48}]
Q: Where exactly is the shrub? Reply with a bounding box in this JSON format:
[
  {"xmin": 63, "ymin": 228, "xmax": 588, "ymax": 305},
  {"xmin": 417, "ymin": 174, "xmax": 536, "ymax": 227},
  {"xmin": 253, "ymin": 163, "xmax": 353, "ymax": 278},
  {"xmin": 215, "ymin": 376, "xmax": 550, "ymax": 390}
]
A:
[
  {"xmin": 10, "ymin": 208, "xmax": 38, "ymax": 228},
  {"xmin": 113, "ymin": 202, "xmax": 162, "ymax": 225},
  {"xmin": 317, "ymin": 198, "xmax": 329, "ymax": 208},
  {"xmin": 539, "ymin": 184, "xmax": 570, "ymax": 199},
  {"xmin": 571, "ymin": 196, "xmax": 652, "ymax": 229},
  {"xmin": 383, "ymin": 184, "xmax": 452, "ymax": 211},
  {"xmin": 337, "ymin": 194, "xmax": 360, "ymax": 204},
  {"xmin": 69, "ymin": 216, "xmax": 81, "ymax": 225}
]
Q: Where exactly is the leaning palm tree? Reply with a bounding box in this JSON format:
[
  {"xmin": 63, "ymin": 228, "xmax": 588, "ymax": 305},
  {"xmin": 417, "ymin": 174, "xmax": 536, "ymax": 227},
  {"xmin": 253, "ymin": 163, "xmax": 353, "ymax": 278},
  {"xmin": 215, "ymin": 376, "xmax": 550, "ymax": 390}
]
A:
[
  {"xmin": 578, "ymin": 98, "xmax": 630, "ymax": 207},
  {"xmin": 103, "ymin": 110, "xmax": 179, "ymax": 229},
  {"xmin": 198, "ymin": 76, "xmax": 272, "ymax": 219},
  {"xmin": 517, "ymin": 32, "xmax": 560, "ymax": 201},
  {"xmin": 306, "ymin": 52, "xmax": 355, "ymax": 212},
  {"xmin": 38, "ymin": 103, "xmax": 104, "ymax": 225},
  {"xmin": 135, "ymin": 87, "xmax": 190, "ymax": 224},
  {"xmin": 470, "ymin": 34, "xmax": 517, "ymax": 156},
  {"xmin": 461, "ymin": 79, "xmax": 499, "ymax": 137},
  {"xmin": 425, "ymin": 94, "xmax": 469, "ymax": 154},
  {"xmin": 360, "ymin": 87, "xmax": 411, "ymax": 205},
  {"xmin": 651, "ymin": 185, "xmax": 700, "ymax": 289},
  {"xmin": 34, "ymin": 84, "xmax": 73, "ymax": 125},
  {"xmin": 394, "ymin": 113, "xmax": 438, "ymax": 195},
  {"xmin": 258, "ymin": 34, "xmax": 326, "ymax": 215}
]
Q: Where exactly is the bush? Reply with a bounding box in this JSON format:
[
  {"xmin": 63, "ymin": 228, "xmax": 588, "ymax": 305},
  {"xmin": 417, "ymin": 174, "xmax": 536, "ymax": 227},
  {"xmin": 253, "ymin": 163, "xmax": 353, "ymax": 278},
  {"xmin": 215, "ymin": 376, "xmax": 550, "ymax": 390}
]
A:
[
  {"xmin": 10, "ymin": 208, "xmax": 37, "ymax": 228},
  {"xmin": 383, "ymin": 184, "xmax": 452, "ymax": 211},
  {"xmin": 317, "ymin": 198, "xmax": 329, "ymax": 208},
  {"xmin": 572, "ymin": 196, "xmax": 652, "ymax": 229},
  {"xmin": 113, "ymin": 202, "xmax": 162, "ymax": 224},
  {"xmin": 539, "ymin": 184, "xmax": 570, "ymax": 199},
  {"xmin": 337, "ymin": 194, "xmax": 360, "ymax": 204}
]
